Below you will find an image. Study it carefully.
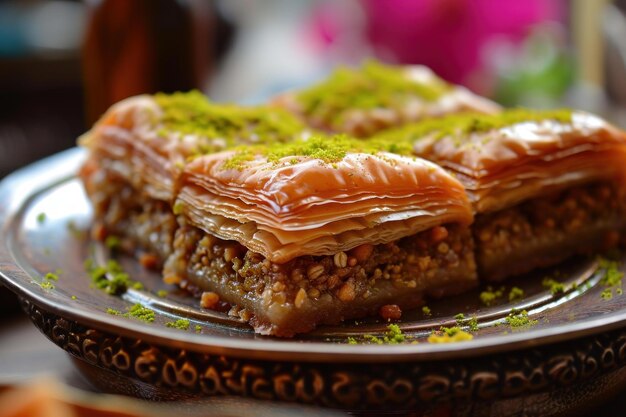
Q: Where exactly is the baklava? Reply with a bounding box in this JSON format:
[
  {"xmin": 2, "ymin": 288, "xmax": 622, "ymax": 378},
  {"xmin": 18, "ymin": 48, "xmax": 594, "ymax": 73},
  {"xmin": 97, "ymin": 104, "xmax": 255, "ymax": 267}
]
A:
[
  {"xmin": 79, "ymin": 91, "xmax": 305, "ymax": 262},
  {"xmin": 79, "ymin": 92, "xmax": 477, "ymax": 336},
  {"xmin": 79, "ymin": 82, "xmax": 626, "ymax": 336},
  {"xmin": 272, "ymin": 60, "xmax": 501, "ymax": 137},
  {"xmin": 373, "ymin": 109, "xmax": 626, "ymax": 280},
  {"xmin": 165, "ymin": 137, "xmax": 476, "ymax": 336}
]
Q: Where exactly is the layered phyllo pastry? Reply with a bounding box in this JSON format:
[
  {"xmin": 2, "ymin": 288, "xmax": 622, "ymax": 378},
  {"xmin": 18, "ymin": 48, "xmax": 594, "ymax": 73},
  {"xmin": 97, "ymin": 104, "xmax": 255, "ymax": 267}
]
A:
[
  {"xmin": 79, "ymin": 91, "xmax": 478, "ymax": 336},
  {"xmin": 79, "ymin": 91, "xmax": 305, "ymax": 262},
  {"xmin": 78, "ymin": 81, "xmax": 626, "ymax": 335},
  {"xmin": 373, "ymin": 109, "xmax": 626, "ymax": 280},
  {"xmin": 272, "ymin": 60, "xmax": 500, "ymax": 137},
  {"xmin": 164, "ymin": 137, "xmax": 476, "ymax": 336}
]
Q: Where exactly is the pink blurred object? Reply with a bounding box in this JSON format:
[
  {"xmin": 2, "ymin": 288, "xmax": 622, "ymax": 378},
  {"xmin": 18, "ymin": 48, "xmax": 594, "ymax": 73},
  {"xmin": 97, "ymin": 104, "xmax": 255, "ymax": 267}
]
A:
[{"xmin": 359, "ymin": 0, "xmax": 565, "ymax": 86}]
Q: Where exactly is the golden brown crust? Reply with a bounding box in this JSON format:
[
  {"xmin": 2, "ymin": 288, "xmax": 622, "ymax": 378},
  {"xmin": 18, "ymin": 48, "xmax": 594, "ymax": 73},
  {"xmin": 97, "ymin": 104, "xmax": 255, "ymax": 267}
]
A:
[
  {"xmin": 272, "ymin": 65, "xmax": 500, "ymax": 138},
  {"xmin": 179, "ymin": 151, "xmax": 472, "ymax": 262},
  {"xmin": 412, "ymin": 111, "xmax": 626, "ymax": 213}
]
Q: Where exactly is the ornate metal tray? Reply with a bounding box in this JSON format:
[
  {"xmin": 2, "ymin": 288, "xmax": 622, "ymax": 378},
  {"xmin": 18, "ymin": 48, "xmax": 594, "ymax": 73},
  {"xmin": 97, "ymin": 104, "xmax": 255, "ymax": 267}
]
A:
[{"xmin": 2, "ymin": 148, "xmax": 626, "ymax": 415}]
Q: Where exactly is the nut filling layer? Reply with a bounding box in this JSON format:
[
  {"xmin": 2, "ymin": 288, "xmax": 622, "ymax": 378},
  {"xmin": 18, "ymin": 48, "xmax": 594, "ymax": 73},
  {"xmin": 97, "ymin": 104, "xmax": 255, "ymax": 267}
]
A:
[
  {"xmin": 475, "ymin": 182, "xmax": 626, "ymax": 281},
  {"xmin": 164, "ymin": 222, "xmax": 477, "ymax": 336},
  {"xmin": 84, "ymin": 165, "xmax": 478, "ymax": 336}
]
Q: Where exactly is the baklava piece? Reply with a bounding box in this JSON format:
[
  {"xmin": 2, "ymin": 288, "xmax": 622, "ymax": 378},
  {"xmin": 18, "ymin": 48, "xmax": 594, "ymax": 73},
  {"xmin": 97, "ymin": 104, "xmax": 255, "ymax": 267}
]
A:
[
  {"xmin": 79, "ymin": 91, "xmax": 305, "ymax": 262},
  {"xmin": 79, "ymin": 92, "xmax": 478, "ymax": 336},
  {"xmin": 164, "ymin": 137, "xmax": 477, "ymax": 336},
  {"xmin": 272, "ymin": 60, "xmax": 500, "ymax": 137},
  {"xmin": 374, "ymin": 109, "xmax": 626, "ymax": 280}
]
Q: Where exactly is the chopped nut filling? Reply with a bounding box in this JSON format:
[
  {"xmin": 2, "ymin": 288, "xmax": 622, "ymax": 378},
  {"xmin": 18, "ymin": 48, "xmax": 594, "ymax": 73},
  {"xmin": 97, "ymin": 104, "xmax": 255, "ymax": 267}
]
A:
[
  {"xmin": 161, "ymin": 221, "xmax": 476, "ymax": 335},
  {"xmin": 475, "ymin": 182, "xmax": 626, "ymax": 280}
]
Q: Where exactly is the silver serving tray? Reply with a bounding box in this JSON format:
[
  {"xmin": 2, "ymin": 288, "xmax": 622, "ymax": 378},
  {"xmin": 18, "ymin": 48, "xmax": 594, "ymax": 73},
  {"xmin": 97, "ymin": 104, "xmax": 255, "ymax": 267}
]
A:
[{"xmin": 2, "ymin": 148, "xmax": 626, "ymax": 415}]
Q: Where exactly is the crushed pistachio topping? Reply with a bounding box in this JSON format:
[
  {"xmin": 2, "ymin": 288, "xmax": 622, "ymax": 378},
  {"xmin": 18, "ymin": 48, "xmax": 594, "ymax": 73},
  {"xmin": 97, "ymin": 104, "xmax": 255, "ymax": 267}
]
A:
[
  {"xmin": 154, "ymin": 90, "xmax": 304, "ymax": 154},
  {"xmin": 127, "ymin": 304, "xmax": 154, "ymax": 322},
  {"xmin": 217, "ymin": 108, "xmax": 571, "ymax": 171},
  {"xmin": 542, "ymin": 277, "xmax": 565, "ymax": 295},
  {"xmin": 508, "ymin": 287, "xmax": 524, "ymax": 301},
  {"xmin": 36, "ymin": 212, "xmax": 46, "ymax": 224},
  {"xmin": 346, "ymin": 324, "xmax": 408, "ymax": 344},
  {"xmin": 453, "ymin": 313, "xmax": 466, "ymax": 327},
  {"xmin": 195, "ymin": 325, "xmax": 202, "ymax": 333},
  {"xmin": 222, "ymin": 134, "xmax": 415, "ymax": 170},
  {"xmin": 296, "ymin": 60, "xmax": 450, "ymax": 129},
  {"xmin": 372, "ymin": 108, "xmax": 573, "ymax": 147},
  {"xmin": 85, "ymin": 258, "xmax": 141, "ymax": 295},
  {"xmin": 454, "ymin": 313, "xmax": 479, "ymax": 332},
  {"xmin": 107, "ymin": 303, "xmax": 155, "ymax": 323},
  {"xmin": 44, "ymin": 272, "xmax": 59, "ymax": 281},
  {"xmin": 601, "ymin": 289, "xmax": 613, "ymax": 300},
  {"xmin": 428, "ymin": 326, "xmax": 474, "ymax": 343},
  {"xmin": 480, "ymin": 286, "xmax": 505, "ymax": 306},
  {"xmin": 597, "ymin": 257, "xmax": 623, "ymax": 300},
  {"xmin": 39, "ymin": 271, "xmax": 60, "ymax": 289},
  {"xmin": 505, "ymin": 309, "xmax": 538, "ymax": 328},
  {"xmin": 71, "ymin": 295, "xmax": 77, "ymax": 300},
  {"xmin": 165, "ymin": 319, "xmax": 190, "ymax": 331},
  {"xmin": 157, "ymin": 290, "xmax": 168, "ymax": 298},
  {"xmin": 422, "ymin": 306, "xmax": 432, "ymax": 316},
  {"xmin": 40, "ymin": 281, "xmax": 55, "ymax": 290},
  {"xmin": 466, "ymin": 317, "xmax": 479, "ymax": 332}
]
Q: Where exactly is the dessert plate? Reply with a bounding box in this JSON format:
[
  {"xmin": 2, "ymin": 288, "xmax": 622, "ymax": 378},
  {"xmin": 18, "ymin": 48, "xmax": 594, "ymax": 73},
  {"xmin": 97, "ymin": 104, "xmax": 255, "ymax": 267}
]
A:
[{"xmin": 2, "ymin": 148, "xmax": 626, "ymax": 415}]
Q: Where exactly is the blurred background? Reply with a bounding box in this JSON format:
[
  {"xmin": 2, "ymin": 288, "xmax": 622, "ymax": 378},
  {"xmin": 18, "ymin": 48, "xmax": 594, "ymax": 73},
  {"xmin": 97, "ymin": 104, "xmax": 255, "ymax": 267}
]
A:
[
  {"xmin": 0, "ymin": 0, "xmax": 625, "ymax": 173},
  {"xmin": 1, "ymin": 0, "xmax": 626, "ymax": 312}
]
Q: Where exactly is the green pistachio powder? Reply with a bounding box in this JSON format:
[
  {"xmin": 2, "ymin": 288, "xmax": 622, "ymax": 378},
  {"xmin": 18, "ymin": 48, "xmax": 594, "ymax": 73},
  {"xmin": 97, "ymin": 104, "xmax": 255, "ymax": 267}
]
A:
[
  {"xmin": 107, "ymin": 303, "xmax": 155, "ymax": 323},
  {"xmin": 295, "ymin": 60, "xmax": 449, "ymax": 129},
  {"xmin": 202, "ymin": 108, "xmax": 572, "ymax": 170},
  {"xmin": 154, "ymin": 90, "xmax": 304, "ymax": 154},
  {"xmin": 152, "ymin": 62, "xmax": 573, "ymax": 171},
  {"xmin": 166, "ymin": 319, "xmax": 191, "ymax": 331},
  {"xmin": 73, "ymin": 62, "xmax": 580, "ymax": 341}
]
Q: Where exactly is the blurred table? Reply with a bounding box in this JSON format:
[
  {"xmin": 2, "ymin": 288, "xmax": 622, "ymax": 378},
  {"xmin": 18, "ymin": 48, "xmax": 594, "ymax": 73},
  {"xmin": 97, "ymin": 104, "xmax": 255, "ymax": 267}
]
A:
[{"xmin": 0, "ymin": 309, "xmax": 93, "ymax": 389}]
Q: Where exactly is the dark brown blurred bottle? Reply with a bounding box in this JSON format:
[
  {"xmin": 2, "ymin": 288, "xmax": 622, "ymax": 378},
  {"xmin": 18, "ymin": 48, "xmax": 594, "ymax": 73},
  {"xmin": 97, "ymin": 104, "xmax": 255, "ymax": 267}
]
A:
[{"xmin": 82, "ymin": 0, "xmax": 213, "ymax": 125}]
